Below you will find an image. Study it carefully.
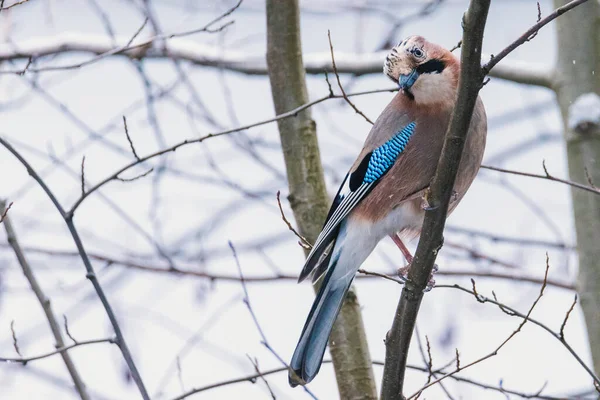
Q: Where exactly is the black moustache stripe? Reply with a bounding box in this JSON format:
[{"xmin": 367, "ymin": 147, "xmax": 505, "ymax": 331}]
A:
[{"xmin": 416, "ymin": 59, "xmax": 445, "ymax": 74}]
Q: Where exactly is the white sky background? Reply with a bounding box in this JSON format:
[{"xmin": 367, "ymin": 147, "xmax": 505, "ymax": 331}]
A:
[{"xmin": 0, "ymin": 0, "xmax": 595, "ymax": 399}]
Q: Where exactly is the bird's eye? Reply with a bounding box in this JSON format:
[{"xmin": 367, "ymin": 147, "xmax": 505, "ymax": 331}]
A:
[{"xmin": 412, "ymin": 48, "xmax": 424, "ymax": 58}]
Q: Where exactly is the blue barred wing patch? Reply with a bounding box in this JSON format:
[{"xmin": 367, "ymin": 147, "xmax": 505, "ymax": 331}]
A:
[{"xmin": 363, "ymin": 121, "xmax": 416, "ymax": 183}]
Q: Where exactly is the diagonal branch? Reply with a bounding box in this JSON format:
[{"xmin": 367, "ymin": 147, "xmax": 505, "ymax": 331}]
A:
[
  {"xmin": 481, "ymin": 0, "xmax": 590, "ymax": 75},
  {"xmin": 0, "ymin": 138, "xmax": 150, "ymax": 400},
  {"xmin": 327, "ymin": 30, "xmax": 374, "ymax": 124},
  {"xmin": 1, "ymin": 200, "xmax": 91, "ymax": 400}
]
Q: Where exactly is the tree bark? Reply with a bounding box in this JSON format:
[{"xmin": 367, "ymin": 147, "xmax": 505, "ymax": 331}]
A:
[
  {"xmin": 554, "ymin": 0, "xmax": 600, "ymax": 375},
  {"xmin": 265, "ymin": 1, "xmax": 377, "ymax": 399}
]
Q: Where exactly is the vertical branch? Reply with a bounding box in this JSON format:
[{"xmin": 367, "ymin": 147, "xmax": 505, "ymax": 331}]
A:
[
  {"xmin": 553, "ymin": 0, "xmax": 600, "ymax": 375},
  {"xmin": 380, "ymin": 1, "xmax": 491, "ymax": 399},
  {"xmin": 265, "ymin": 1, "xmax": 377, "ymax": 398},
  {"xmin": 1, "ymin": 200, "xmax": 90, "ymax": 400}
]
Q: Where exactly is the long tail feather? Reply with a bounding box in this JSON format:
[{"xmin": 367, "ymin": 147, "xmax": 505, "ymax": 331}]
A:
[{"xmin": 289, "ymin": 252, "xmax": 354, "ymax": 386}]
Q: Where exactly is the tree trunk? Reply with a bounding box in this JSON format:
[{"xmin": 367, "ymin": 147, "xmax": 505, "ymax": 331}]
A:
[
  {"xmin": 265, "ymin": 1, "xmax": 377, "ymax": 398},
  {"xmin": 554, "ymin": 0, "xmax": 600, "ymax": 375}
]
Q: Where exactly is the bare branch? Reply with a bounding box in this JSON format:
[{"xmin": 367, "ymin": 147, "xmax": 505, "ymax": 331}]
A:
[
  {"xmin": 10, "ymin": 320, "xmax": 22, "ymax": 357},
  {"xmin": 0, "ymin": 37, "xmax": 554, "ymax": 87},
  {"xmin": 122, "ymin": 116, "xmax": 141, "ymax": 161},
  {"xmin": 0, "ymin": 201, "xmax": 12, "ymax": 223},
  {"xmin": 0, "ymin": 1, "xmax": 243, "ymax": 74},
  {"xmin": 481, "ymin": 163, "xmax": 600, "ymax": 195},
  {"xmin": 408, "ymin": 259, "xmax": 551, "ymax": 398},
  {"xmin": 246, "ymin": 356, "xmax": 276, "ymax": 399},
  {"xmin": 67, "ymin": 86, "xmax": 395, "ymax": 213},
  {"xmin": 276, "ymin": 191, "xmax": 311, "ymax": 249},
  {"xmin": 559, "ymin": 294, "xmax": 578, "ymax": 340},
  {"xmin": 2, "ymin": 199, "xmax": 90, "ymax": 398},
  {"xmin": 327, "ymin": 30, "xmax": 374, "ymax": 124},
  {"xmin": 169, "ymin": 358, "xmax": 572, "ymax": 400},
  {"xmin": 482, "ymin": 0, "xmax": 589, "ymax": 75},
  {"xmin": 0, "ymin": 338, "xmax": 115, "ymax": 363},
  {"xmin": 116, "ymin": 168, "xmax": 154, "ymax": 182},
  {"xmin": 0, "ymin": 137, "xmax": 150, "ymax": 400},
  {"xmin": 63, "ymin": 315, "xmax": 78, "ymax": 345},
  {"xmin": 437, "ymin": 282, "xmax": 600, "ymax": 387},
  {"xmin": 80, "ymin": 156, "xmax": 86, "ymax": 196},
  {"xmin": 0, "ymin": 0, "xmax": 30, "ymax": 11}
]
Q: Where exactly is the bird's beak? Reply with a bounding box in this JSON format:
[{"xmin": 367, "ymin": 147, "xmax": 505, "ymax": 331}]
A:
[{"xmin": 399, "ymin": 69, "xmax": 419, "ymax": 90}]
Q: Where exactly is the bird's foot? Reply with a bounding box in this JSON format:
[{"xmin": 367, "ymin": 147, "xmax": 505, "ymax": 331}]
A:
[
  {"xmin": 424, "ymin": 264, "xmax": 438, "ymax": 292},
  {"xmin": 450, "ymin": 190, "xmax": 459, "ymax": 204},
  {"xmin": 397, "ymin": 263, "xmax": 438, "ymax": 292},
  {"xmin": 421, "ymin": 190, "xmax": 459, "ymax": 210},
  {"xmin": 397, "ymin": 264, "xmax": 410, "ymax": 282}
]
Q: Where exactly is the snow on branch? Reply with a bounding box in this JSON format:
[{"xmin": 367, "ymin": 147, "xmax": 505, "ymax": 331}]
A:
[{"xmin": 0, "ymin": 32, "xmax": 554, "ymax": 88}]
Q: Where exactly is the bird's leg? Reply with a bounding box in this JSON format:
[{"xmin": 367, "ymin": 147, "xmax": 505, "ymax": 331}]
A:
[
  {"xmin": 391, "ymin": 233, "xmax": 413, "ymax": 263},
  {"xmin": 390, "ymin": 234, "xmax": 413, "ymax": 281},
  {"xmin": 421, "ymin": 189, "xmax": 459, "ymax": 211},
  {"xmin": 390, "ymin": 233, "xmax": 438, "ymax": 291}
]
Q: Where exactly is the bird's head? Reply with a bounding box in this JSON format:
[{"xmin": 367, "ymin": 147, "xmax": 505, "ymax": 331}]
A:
[{"xmin": 384, "ymin": 36, "xmax": 459, "ymax": 106}]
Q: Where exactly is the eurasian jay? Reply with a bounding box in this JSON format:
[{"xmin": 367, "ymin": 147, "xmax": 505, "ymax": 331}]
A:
[{"xmin": 289, "ymin": 36, "xmax": 487, "ymax": 386}]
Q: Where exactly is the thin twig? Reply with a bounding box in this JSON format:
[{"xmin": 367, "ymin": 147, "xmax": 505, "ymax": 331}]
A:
[
  {"xmin": 0, "ymin": 137, "xmax": 150, "ymax": 400},
  {"xmin": 432, "ymin": 282, "xmax": 600, "ymax": 388},
  {"xmin": 0, "ymin": 0, "xmax": 29, "ymax": 11},
  {"xmin": 584, "ymin": 167, "xmax": 596, "ymax": 188},
  {"xmin": 10, "ymin": 320, "xmax": 21, "ymax": 357},
  {"xmin": 449, "ymin": 40, "xmax": 462, "ymax": 52},
  {"xmin": 559, "ymin": 294, "xmax": 578, "ymax": 340},
  {"xmin": 1, "ymin": 1, "xmax": 243, "ymax": 74},
  {"xmin": 80, "ymin": 156, "xmax": 86, "ymax": 195},
  {"xmin": 276, "ymin": 191, "xmax": 311, "ymax": 249},
  {"xmin": 169, "ymin": 359, "xmax": 571, "ymax": 400},
  {"xmin": 482, "ymin": 0, "xmax": 590, "ymax": 74},
  {"xmin": 526, "ymin": 2, "xmax": 542, "ymax": 42},
  {"xmin": 122, "ymin": 116, "xmax": 141, "ymax": 161},
  {"xmin": 327, "ymin": 30, "xmax": 374, "ymax": 124},
  {"xmin": 358, "ymin": 268, "xmax": 406, "ymax": 284},
  {"xmin": 0, "ymin": 240, "xmax": 573, "ymax": 289},
  {"xmin": 246, "ymin": 355, "xmax": 276, "ymax": 399},
  {"xmin": 0, "ymin": 201, "xmax": 12, "ymax": 223},
  {"xmin": 0, "ymin": 338, "xmax": 115, "ymax": 363},
  {"xmin": 481, "ymin": 163, "xmax": 600, "ymax": 195},
  {"xmin": 68, "ymin": 86, "xmax": 397, "ymax": 213},
  {"xmin": 425, "ymin": 336, "xmax": 433, "ymax": 383},
  {"xmin": 228, "ymin": 241, "xmax": 317, "ymax": 399},
  {"xmin": 408, "ymin": 259, "xmax": 551, "ymax": 399},
  {"xmin": 1, "ymin": 199, "xmax": 91, "ymax": 399},
  {"xmin": 116, "ymin": 168, "xmax": 154, "ymax": 182},
  {"xmin": 125, "ymin": 18, "xmax": 149, "ymax": 48},
  {"xmin": 324, "ymin": 70, "xmax": 334, "ymax": 97},
  {"xmin": 63, "ymin": 315, "xmax": 78, "ymax": 344}
]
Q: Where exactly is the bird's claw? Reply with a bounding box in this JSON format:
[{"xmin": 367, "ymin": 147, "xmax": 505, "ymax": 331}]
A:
[
  {"xmin": 397, "ymin": 263, "xmax": 439, "ymax": 291},
  {"xmin": 397, "ymin": 265, "xmax": 410, "ymax": 282}
]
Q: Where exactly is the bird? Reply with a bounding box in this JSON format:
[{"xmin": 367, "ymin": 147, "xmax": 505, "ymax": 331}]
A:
[{"xmin": 288, "ymin": 35, "xmax": 487, "ymax": 387}]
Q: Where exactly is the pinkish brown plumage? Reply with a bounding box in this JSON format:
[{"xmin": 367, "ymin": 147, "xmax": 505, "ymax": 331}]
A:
[{"xmin": 289, "ymin": 36, "xmax": 487, "ymax": 387}]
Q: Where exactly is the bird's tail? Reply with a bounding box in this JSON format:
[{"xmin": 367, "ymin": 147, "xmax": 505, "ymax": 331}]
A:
[
  {"xmin": 289, "ymin": 218, "xmax": 372, "ymax": 386},
  {"xmin": 288, "ymin": 251, "xmax": 354, "ymax": 386}
]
